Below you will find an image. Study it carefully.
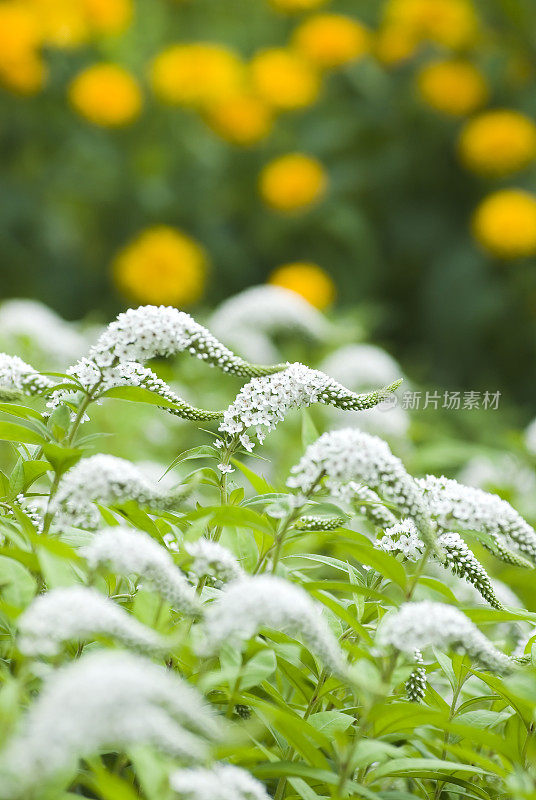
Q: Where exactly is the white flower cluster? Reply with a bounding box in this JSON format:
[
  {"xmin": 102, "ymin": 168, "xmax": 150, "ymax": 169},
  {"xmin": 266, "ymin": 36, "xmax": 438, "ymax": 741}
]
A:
[
  {"xmin": 52, "ymin": 454, "xmax": 179, "ymax": 529},
  {"xmin": 209, "ymin": 285, "xmax": 330, "ymax": 363},
  {"xmin": 220, "ymin": 363, "xmax": 399, "ymax": 446},
  {"xmin": 0, "ymin": 651, "xmax": 219, "ymax": 797},
  {"xmin": 418, "ymin": 475, "xmax": 536, "ymax": 561},
  {"xmin": 378, "ymin": 601, "xmax": 512, "ymax": 673},
  {"xmin": 376, "ymin": 519, "xmax": 426, "ymax": 561},
  {"xmin": 0, "ymin": 299, "xmax": 88, "ymax": 367},
  {"xmin": 186, "ymin": 539, "xmax": 244, "ymax": 585},
  {"xmin": 295, "ymin": 515, "xmax": 347, "ymax": 531},
  {"xmin": 170, "ymin": 763, "xmax": 271, "ymax": 800},
  {"xmin": 87, "ymin": 305, "xmax": 282, "ymax": 377},
  {"xmin": 350, "ymin": 484, "xmax": 397, "ymax": 528},
  {"xmin": 199, "ymin": 575, "xmax": 347, "ymax": 677},
  {"xmin": 82, "ymin": 527, "xmax": 200, "ymax": 615},
  {"xmin": 320, "ymin": 344, "xmax": 405, "ymax": 392},
  {"xmin": 0, "ymin": 353, "xmax": 54, "ymax": 398},
  {"xmin": 17, "ymin": 587, "xmax": 166, "ymax": 655},
  {"xmin": 439, "ymin": 532, "xmax": 502, "ymax": 609},
  {"xmin": 288, "ymin": 429, "xmax": 435, "ymax": 547}
]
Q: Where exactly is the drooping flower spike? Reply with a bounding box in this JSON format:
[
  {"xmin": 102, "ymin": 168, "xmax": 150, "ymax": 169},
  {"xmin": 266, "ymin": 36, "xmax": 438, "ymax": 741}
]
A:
[
  {"xmin": 418, "ymin": 474, "xmax": 536, "ymax": 561},
  {"xmin": 294, "ymin": 514, "xmax": 348, "ymax": 531},
  {"xmin": 52, "ymin": 454, "xmax": 189, "ymax": 529},
  {"xmin": 17, "ymin": 587, "xmax": 167, "ymax": 656},
  {"xmin": 0, "ymin": 651, "xmax": 220, "ymax": 798},
  {"xmin": 82, "ymin": 526, "xmax": 200, "ymax": 615},
  {"xmin": 170, "ymin": 763, "xmax": 271, "ymax": 800},
  {"xmin": 220, "ymin": 363, "xmax": 401, "ymax": 448},
  {"xmin": 185, "ymin": 538, "xmax": 244, "ymax": 585},
  {"xmin": 198, "ymin": 574, "xmax": 348, "ymax": 678},
  {"xmin": 405, "ymin": 650, "xmax": 427, "ymax": 703},
  {"xmin": 288, "ymin": 428, "xmax": 436, "ymax": 550},
  {"xmin": 378, "ymin": 601, "xmax": 513, "ymax": 673},
  {"xmin": 0, "ymin": 353, "xmax": 55, "ymax": 399}
]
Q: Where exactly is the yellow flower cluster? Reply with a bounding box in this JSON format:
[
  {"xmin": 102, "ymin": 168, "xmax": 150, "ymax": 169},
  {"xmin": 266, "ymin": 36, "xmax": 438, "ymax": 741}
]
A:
[
  {"xmin": 417, "ymin": 59, "xmax": 488, "ymax": 116},
  {"xmin": 69, "ymin": 64, "xmax": 142, "ymax": 127},
  {"xmin": 0, "ymin": 2, "xmax": 46, "ymax": 94},
  {"xmin": 382, "ymin": 0, "xmax": 479, "ymax": 50},
  {"xmin": 259, "ymin": 154, "xmax": 327, "ymax": 213},
  {"xmin": 472, "ymin": 190, "xmax": 536, "ymax": 259},
  {"xmin": 114, "ymin": 226, "xmax": 208, "ymax": 306},
  {"xmin": 459, "ymin": 110, "xmax": 536, "ymax": 176},
  {"xmin": 269, "ymin": 262, "xmax": 336, "ymax": 309}
]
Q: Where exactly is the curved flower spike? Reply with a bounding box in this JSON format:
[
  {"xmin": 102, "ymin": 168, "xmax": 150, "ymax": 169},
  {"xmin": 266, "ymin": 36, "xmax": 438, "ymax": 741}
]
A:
[
  {"xmin": 220, "ymin": 362, "xmax": 401, "ymax": 449},
  {"xmin": 0, "ymin": 353, "xmax": 54, "ymax": 399},
  {"xmin": 378, "ymin": 601, "xmax": 513, "ymax": 673},
  {"xmin": 439, "ymin": 532, "xmax": 503, "ymax": 609},
  {"xmin": 288, "ymin": 428, "xmax": 437, "ymax": 551},
  {"xmin": 198, "ymin": 575, "xmax": 348, "ymax": 678},
  {"xmin": 88, "ymin": 305, "xmax": 285, "ymax": 377},
  {"xmin": 0, "ymin": 651, "xmax": 219, "ymax": 798},
  {"xmin": 170, "ymin": 764, "xmax": 271, "ymax": 800},
  {"xmin": 17, "ymin": 587, "xmax": 166, "ymax": 656},
  {"xmin": 52, "ymin": 454, "xmax": 190, "ymax": 529},
  {"xmin": 81, "ymin": 527, "xmax": 200, "ymax": 615},
  {"xmin": 406, "ymin": 650, "xmax": 427, "ymax": 702},
  {"xmin": 418, "ymin": 475, "xmax": 536, "ymax": 562}
]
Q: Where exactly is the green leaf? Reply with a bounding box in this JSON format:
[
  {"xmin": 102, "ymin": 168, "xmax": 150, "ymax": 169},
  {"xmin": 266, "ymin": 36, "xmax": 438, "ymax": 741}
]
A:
[
  {"xmin": 0, "ymin": 555, "xmax": 36, "ymax": 608},
  {"xmin": 42, "ymin": 443, "xmax": 83, "ymax": 476},
  {"xmin": 370, "ymin": 757, "xmax": 489, "ymax": 780},
  {"xmin": 232, "ymin": 458, "xmax": 276, "ymax": 493},
  {"xmin": 301, "ymin": 409, "xmax": 319, "ymax": 449},
  {"xmin": 0, "ymin": 421, "xmax": 45, "ymax": 445},
  {"xmin": 241, "ymin": 648, "xmax": 277, "ymax": 690},
  {"xmin": 308, "ymin": 710, "xmax": 354, "ymax": 735}
]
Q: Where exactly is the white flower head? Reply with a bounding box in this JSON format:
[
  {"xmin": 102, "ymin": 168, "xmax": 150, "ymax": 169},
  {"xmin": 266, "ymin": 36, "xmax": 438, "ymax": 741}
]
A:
[
  {"xmin": 220, "ymin": 363, "xmax": 399, "ymax": 449},
  {"xmin": 0, "ymin": 353, "xmax": 54, "ymax": 398},
  {"xmin": 170, "ymin": 763, "xmax": 271, "ymax": 800},
  {"xmin": 198, "ymin": 575, "xmax": 347, "ymax": 677},
  {"xmin": 217, "ymin": 463, "xmax": 235, "ymax": 474},
  {"xmin": 17, "ymin": 587, "xmax": 166, "ymax": 656},
  {"xmin": 186, "ymin": 539, "xmax": 244, "ymax": 585},
  {"xmin": 52, "ymin": 454, "xmax": 180, "ymax": 529},
  {"xmin": 0, "ymin": 651, "xmax": 219, "ymax": 797},
  {"xmin": 376, "ymin": 519, "xmax": 425, "ymax": 561},
  {"xmin": 377, "ymin": 601, "xmax": 512, "ymax": 673},
  {"xmin": 82, "ymin": 526, "xmax": 200, "ymax": 615}
]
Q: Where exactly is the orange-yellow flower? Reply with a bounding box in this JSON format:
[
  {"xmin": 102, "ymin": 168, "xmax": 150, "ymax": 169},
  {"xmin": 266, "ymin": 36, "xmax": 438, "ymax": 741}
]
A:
[
  {"xmin": 259, "ymin": 154, "xmax": 327, "ymax": 213},
  {"xmin": 459, "ymin": 110, "xmax": 536, "ymax": 176},
  {"xmin": 383, "ymin": 0, "xmax": 479, "ymax": 49},
  {"xmin": 375, "ymin": 25, "xmax": 418, "ymax": 66},
  {"xmin": 417, "ymin": 59, "xmax": 488, "ymax": 116},
  {"xmin": 250, "ymin": 48, "xmax": 320, "ymax": 110},
  {"xmin": 30, "ymin": 0, "xmax": 89, "ymax": 48},
  {"xmin": 114, "ymin": 226, "xmax": 208, "ymax": 306},
  {"xmin": 205, "ymin": 92, "xmax": 273, "ymax": 145},
  {"xmin": 150, "ymin": 43, "xmax": 244, "ymax": 108},
  {"xmin": 472, "ymin": 190, "xmax": 536, "ymax": 258},
  {"xmin": 69, "ymin": 64, "xmax": 142, "ymax": 127},
  {"xmin": 0, "ymin": 2, "xmax": 46, "ymax": 93},
  {"xmin": 268, "ymin": 262, "xmax": 336, "ymax": 309},
  {"xmin": 293, "ymin": 14, "xmax": 371, "ymax": 69},
  {"xmin": 269, "ymin": 0, "xmax": 328, "ymax": 11},
  {"xmin": 83, "ymin": 0, "xmax": 133, "ymax": 35}
]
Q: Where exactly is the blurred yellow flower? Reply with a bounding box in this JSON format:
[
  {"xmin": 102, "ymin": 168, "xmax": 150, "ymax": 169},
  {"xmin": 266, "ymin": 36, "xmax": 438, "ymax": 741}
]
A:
[
  {"xmin": 0, "ymin": 2, "xmax": 46, "ymax": 93},
  {"xmin": 269, "ymin": 262, "xmax": 336, "ymax": 308},
  {"xmin": 293, "ymin": 14, "xmax": 371, "ymax": 69},
  {"xmin": 83, "ymin": 0, "xmax": 132, "ymax": 35},
  {"xmin": 472, "ymin": 190, "xmax": 536, "ymax": 258},
  {"xmin": 251, "ymin": 48, "xmax": 320, "ymax": 110},
  {"xmin": 269, "ymin": 0, "xmax": 328, "ymax": 11},
  {"xmin": 259, "ymin": 153, "xmax": 327, "ymax": 213},
  {"xmin": 0, "ymin": 52, "xmax": 47, "ymax": 94},
  {"xmin": 375, "ymin": 25, "xmax": 418, "ymax": 66},
  {"xmin": 30, "ymin": 0, "xmax": 89, "ymax": 48},
  {"xmin": 114, "ymin": 226, "xmax": 208, "ymax": 306},
  {"xmin": 417, "ymin": 60, "xmax": 488, "ymax": 116},
  {"xmin": 459, "ymin": 110, "xmax": 536, "ymax": 176},
  {"xmin": 69, "ymin": 64, "xmax": 142, "ymax": 127},
  {"xmin": 384, "ymin": 0, "xmax": 479, "ymax": 49},
  {"xmin": 150, "ymin": 43, "xmax": 244, "ymax": 108},
  {"xmin": 205, "ymin": 92, "xmax": 273, "ymax": 145}
]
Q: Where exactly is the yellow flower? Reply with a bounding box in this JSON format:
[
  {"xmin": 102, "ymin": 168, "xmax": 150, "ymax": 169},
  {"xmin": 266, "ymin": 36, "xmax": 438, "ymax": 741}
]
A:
[
  {"xmin": 0, "ymin": 2, "xmax": 46, "ymax": 94},
  {"xmin": 205, "ymin": 92, "xmax": 273, "ymax": 145},
  {"xmin": 268, "ymin": 262, "xmax": 336, "ymax": 309},
  {"xmin": 0, "ymin": 51, "xmax": 47, "ymax": 94},
  {"xmin": 250, "ymin": 48, "xmax": 320, "ymax": 110},
  {"xmin": 417, "ymin": 59, "xmax": 488, "ymax": 116},
  {"xmin": 472, "ymin": 190, "xmax": 536, "ymax": 258},
  {"xmin": 150, "ymin": 43, "xmax": 244, "ymax": 108},
  {"xmin": 259, "ymin": 153, "xmax": 327, "ymax": 213},
  {"xmin": 114, "ymin": 226, "xmax": 208, "ymax": 306},
  {"xmin": 30, "ymin": 0, "xmax": 89, "ymax": 48},
  {"xmin": 293, "ymin": 14, "xmax": 371, "ymax": 69},
  {"xmin": 83, "ymin": 0, "xmax": 133, "ymax": 35},
  {"xmin": 459, "ymin": 110, "xmax": 536, "ymax": 176},
  {"xmin": 269, "ymin": 0, "xmax": 328, "ymax": 11},
  {"xmin": 383, "ymin": 0, "xmax": 479, "ymax": 49},
  {"xmin": 69, "ymin": 64, "xmax": 142, "ymax": 127},
  {"xmin": 375, "ymin": 25, "xmax": 418, "ymax": 66}
]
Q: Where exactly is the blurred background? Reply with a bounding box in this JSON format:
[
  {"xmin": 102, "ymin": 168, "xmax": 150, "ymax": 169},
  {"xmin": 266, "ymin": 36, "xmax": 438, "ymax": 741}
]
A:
[{"xmin": 2, "ymin": 0, "xmax": 536, "ymax": 402}]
